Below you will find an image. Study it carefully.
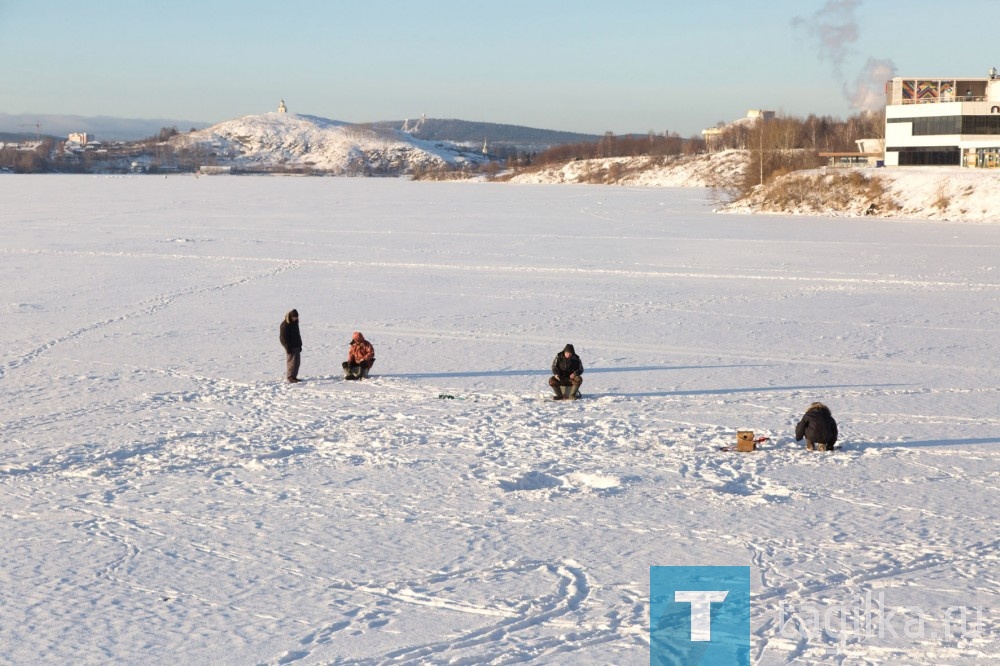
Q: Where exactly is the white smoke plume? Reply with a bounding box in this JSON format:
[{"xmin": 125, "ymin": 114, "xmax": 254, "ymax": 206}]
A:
[
  {"xmin": 850, "ymin": 57, "xmax": 897, "ymax": 110},
  {"xmin": 792, "ymin": 0, "xmax": 897, "ymax": 111}
]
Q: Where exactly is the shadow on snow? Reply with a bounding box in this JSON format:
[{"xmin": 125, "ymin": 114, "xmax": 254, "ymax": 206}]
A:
[
  {"xmin": 852, "ymin": 437, "xmax": 1000, "ymax": 451},
  {"xmin": 383, "ymin": 364, "xmax": 767, "ymax": 381}
]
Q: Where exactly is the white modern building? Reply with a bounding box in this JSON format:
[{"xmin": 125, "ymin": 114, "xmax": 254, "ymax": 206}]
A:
[{"xmin": 885, "ymin": 68, "xmax": 1000, "ymax": 167}]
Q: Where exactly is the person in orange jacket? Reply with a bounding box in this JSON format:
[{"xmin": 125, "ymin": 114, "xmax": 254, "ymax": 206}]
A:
[{"xmin": 343, "ymin": 331, "xmax": 375, "ymax": 380}]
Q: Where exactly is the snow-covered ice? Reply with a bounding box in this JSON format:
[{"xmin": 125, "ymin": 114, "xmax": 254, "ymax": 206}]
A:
[{"xmin": 1, "ymin": 175, "xmax": 997, "ymax": 664}]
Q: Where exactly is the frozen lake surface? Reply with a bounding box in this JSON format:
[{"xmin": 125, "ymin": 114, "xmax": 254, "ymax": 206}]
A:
[{"xmin": 1, "ymin": 175, "xmax": 997, "ymax": 664}]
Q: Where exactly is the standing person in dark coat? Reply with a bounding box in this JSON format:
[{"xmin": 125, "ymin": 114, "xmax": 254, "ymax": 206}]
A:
[
  {"xmin": 279, "ymin": 309, "xmax": 302, "ymax": 383},
  {"xmin": 549, "ymin": 343, "xmax": 583, "ymax": 400},
  {"xmin": 795, "ymin": 402, "xmax": 838, "ymax": 451}
]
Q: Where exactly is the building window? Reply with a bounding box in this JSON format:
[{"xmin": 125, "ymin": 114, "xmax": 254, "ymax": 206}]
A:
[
  {"xmin": 961, "ymin": 115, "xmax": 1000, "ymax": 134},
  {"xmin": 888, "ymin": 115, "xmax": 1000, "ymax": 135},
  {"xmin": 888, "ymin": 146, "xmax": 961, "ymax": 165},
  {"xmin": 887, "ymin": 116, "xmax": 962, "ymax": 135},
  {"xmin": 974, "ymin": 148, "xmax": 1000, "ymax": 167}
]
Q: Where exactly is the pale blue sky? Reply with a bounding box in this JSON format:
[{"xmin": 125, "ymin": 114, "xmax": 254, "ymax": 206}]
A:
[{"xmin": 2, "ymin": 0, "xmax": 997, "ymax": 135}]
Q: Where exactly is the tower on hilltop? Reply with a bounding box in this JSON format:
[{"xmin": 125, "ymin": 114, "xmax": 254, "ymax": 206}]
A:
[{"xmin": 278, "ymin": 99, "xmax": 287, "ymax": 113}]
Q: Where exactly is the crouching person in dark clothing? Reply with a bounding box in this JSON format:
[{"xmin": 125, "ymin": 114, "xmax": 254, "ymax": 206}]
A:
[
  {"xmin": 795, "ymin": 402, "xmax": 838, "ymax": 451},
  {"xmin": 549, "ymin": 343, "xmax": 583, "ymax": 400},
  {"xmin": 343, "ymin": 331, "xmax": 375, "ymax": 380}
]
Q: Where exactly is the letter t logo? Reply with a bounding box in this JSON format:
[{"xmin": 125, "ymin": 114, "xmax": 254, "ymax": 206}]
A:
[{"xmin": 674, "ymin": 590, "xmax": 729, "ymax": 641}]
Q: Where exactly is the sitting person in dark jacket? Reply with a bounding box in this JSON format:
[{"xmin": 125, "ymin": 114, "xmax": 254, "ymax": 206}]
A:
[
  {"xmin": 548, "ymin": 343, "xmax": 583, "ymax": 400},
  {"xmin": 343, "ymin": 331, "xmax": 375, "ymax": 380},
  {"xmin": 795, "ymin": 402, "xmax": 838, "ymax": 451}
]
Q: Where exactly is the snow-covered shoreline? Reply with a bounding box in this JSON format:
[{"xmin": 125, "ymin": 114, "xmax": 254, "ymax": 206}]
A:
[
  {"xmin": 1, "ymin": 176, "xmax": 997, "ymax": 664},
  {"xmin": 507, "ymin": 151, "xmax": 1000, "ymax": 223},
  {"xmin": 723, "ymin": 165, "xmax": 1000, "ymax": 222}
]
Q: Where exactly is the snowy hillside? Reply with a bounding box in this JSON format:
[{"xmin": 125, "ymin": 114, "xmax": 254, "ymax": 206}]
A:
[
  {"xmin": 1, "ymin": 176, "xmax": 997, "ymax": 665},
  {"xmin": 169, "ymin": 113, "xmax": 1000, "ymax": 225},
  {"xmin": 174, "ymin": 112, "xmax": 485, "ymax": 174},
  {"xmin": 510, "ymin": 151, "xmax": 1000, "ymax": 223},
  {"xmin": 506, "ymin": 150, "xmax": 746, "ymax": 189},
  {"xmin": 722, "ymin": 166, "xmax": 1000, "ymax": 223}
]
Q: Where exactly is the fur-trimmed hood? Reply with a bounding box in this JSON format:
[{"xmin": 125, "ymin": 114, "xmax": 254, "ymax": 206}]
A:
[
  {"xmin": 795, "ymin": 402, "xmax": 838, "ymax": 445},
  {"xmin": 279, "ymin": 310, "xmax": 302, "ymax": 352},
  {"xmin": 805, "ymin": 402, "xmax": 832, "ymax": 418}
]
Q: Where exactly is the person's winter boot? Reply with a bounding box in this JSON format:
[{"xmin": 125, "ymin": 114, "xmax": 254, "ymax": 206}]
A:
[{"xmin": 806, "ymin": 441, "xmax": 815, "ymax": 451}]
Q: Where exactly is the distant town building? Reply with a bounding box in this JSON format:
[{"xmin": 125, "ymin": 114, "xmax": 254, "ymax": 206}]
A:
[
  {"xmin": 278, "ymin": 99, "xmax": 287, "ymax": 113},
  {"xmin": 744, "ymin": 109, "xmax": 775, "ymax": 123},
  {"xmin": 199, "ymin": 165, "xmax": 232, "ymax": 175},
  {"xmin": 884, "ymin": 67, "xmax": 1000, "ymax": 167},
  {"xmin": 67, "ymin": 132, "xmax": 92, "ymax": 144},
  {"xmin": 701, "ymin": 110, "xmax": 775, "ymax": 152}
]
